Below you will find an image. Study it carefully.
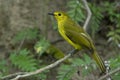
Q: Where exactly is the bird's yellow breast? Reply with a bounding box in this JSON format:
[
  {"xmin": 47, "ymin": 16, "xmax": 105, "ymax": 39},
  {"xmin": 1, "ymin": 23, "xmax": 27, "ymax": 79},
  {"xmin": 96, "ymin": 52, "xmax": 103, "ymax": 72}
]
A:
[{"xmin": 58, "ymin": 22, "xmax": 81, "ymax": 49}]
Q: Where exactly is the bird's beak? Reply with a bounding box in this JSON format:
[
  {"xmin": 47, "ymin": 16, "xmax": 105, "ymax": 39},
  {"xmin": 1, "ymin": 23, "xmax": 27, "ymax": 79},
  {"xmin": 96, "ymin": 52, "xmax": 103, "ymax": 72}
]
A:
[{"xmin": 48, "ymin": 12, "xmax": 54, "ymax": 16}]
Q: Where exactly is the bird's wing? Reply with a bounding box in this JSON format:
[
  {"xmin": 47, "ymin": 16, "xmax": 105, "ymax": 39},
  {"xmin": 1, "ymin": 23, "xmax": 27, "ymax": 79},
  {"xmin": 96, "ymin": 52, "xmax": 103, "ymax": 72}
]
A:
[{"xmin": 65, "ymin": 29, "xmax": 94, "ymax": 50}]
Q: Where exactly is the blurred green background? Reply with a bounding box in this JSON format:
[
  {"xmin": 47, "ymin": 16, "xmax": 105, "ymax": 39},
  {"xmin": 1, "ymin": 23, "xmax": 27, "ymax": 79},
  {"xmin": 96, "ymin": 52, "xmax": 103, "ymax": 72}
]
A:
[{"xmin": 0, "ymin": 0, "xmax": 120, "ymax": 80}]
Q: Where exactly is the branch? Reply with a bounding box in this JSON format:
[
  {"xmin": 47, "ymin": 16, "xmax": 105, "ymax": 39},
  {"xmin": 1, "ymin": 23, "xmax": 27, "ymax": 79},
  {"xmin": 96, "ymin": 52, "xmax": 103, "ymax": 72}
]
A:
[
  {"xmin": 81, "ymin": 0, "xmax": 92, "ymax": 30},
  {"xmin": 1, "ymin": 72, "xmax": 27, "ymax": 80},
  {"xmin": 1, "ymin": 49, "xmax": 77, "ymax": 80},
  {"xmin": 98, "ymin": 67, "xmax": 120, "ymax": 80}
]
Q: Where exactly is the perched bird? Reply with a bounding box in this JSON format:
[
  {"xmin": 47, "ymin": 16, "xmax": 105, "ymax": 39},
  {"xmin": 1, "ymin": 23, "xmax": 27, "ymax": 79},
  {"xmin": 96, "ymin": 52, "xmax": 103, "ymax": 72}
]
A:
[{"xmin": 48, "ymin": 11, "xmax": 106, "ymax": 74}]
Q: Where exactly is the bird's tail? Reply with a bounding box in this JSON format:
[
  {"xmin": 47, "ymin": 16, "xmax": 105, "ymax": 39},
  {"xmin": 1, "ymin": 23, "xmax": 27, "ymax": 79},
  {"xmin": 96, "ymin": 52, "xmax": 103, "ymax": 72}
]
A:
[{"xmin": 92, "ymin": 51, "xmax": 106, "ymax": 74}]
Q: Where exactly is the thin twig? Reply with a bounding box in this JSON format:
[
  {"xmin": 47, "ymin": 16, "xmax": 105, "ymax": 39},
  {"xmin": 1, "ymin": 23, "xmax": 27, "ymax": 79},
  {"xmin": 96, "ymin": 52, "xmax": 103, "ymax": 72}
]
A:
[
  {"xmin": 1, "ymin": 50, "xmax": 77, "ymax": 80},
  {"xmin": 81, "ymin": 0, "xmax": 92, "ymax": 30},
  {"xmin": 98, "ymin": 67, "xmax": 120, "ymax": 80},
  {"xmin": 1, "ymin": 72, "xmax": 27, "ymax": 80},
  {"xmin": 17, "ymin": 37, "xmax": 25, "ymax": 52}
]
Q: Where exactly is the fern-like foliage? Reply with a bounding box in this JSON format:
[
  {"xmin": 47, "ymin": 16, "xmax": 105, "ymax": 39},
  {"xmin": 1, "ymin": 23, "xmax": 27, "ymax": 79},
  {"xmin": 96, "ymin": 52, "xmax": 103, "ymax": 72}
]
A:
[
  {"xmin": 104, "ymin": 2, "xmax": 120, "ymax": 47},
  {"xmin": 57, "ymin": 64, "xmax": 77, "ymax": 80},
  {"xmin": 107, "ymin": 28, "xmax": 120, "ymax": 46},
  {"xmin": 57, "ymin": 54, "xmax": 93, "ymax": 80},
  {"xmin": 110, "ymin": 54, "xmax": 120, "ymax": 69},
  {"xmin": 34, "ymin": 37, "xmax": 50, "ymax": 56},
  {"xmin": 9, "ymin": 48, "xmax": 48, "ymax": 80},
  {"xmin": 67, "ymin": 0, "xmax": 85, "ymax": 23},
  {"xmin": 103, "ymin": 2, "xmax": 117, "ymax": 24},
  {"xmin": 89, "ymin": 3, "xmax": 103, "ymax": 37},
  {"xmin": 110, "ymin": 54, "xmax": 120, "ymax": 80},
  {"xmin": 0, "ymin": 59, "xmax": 9, "ymax": 77},
  {"xmin": 10, "ymin": 49, "xmax": 37, "ymax": 72},
  {"xmin": 13, "ymin": 28, "xmax": 39, "ymax": 43}
]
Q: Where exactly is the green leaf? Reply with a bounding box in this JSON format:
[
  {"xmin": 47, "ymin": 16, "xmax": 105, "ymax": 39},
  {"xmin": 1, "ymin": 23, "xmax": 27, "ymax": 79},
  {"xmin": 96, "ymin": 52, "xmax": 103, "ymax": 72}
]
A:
[
  {"xmin": 110, "ymin": 55, "xmax": 120, "ymax": 69},
  {"xmin": 84, "ymin": 54, "xmax": 92, "ymax": 64},
  {"xmin": 0, "ymin": 59, "xmax": 9, "ymax": 76},
  {"xmin": 57, "ymin": 64, "xmax": 77, "ymax": 80},
  {"xmin": 107, "ymin": 31, "xmax": 115, "ymax": 37},
  {"xmin": 13, "ymin": 28, "xmax": 39, "ymax": 43},
  {"xmin": 57, "ymin": 55, "xmax": 93, "ymax": 80},
  {"xmin": 72, "ymin": 58, "xmax": 85, "ymax": 66},
  {"xmin": 67, "ymin": 0, "xmax": 76, "ymax": 6},
  {"xmin": 116, "ymin": 29, "xmax": 120, "ymax": 33},
  {"xmin": 34, "ymin": 37, "xmax": 50, "ymax": 56},
  {"xmin": 67, "ymin": 0, "xmax": 85, "ymax": 23},
  {"xmin": 113, "ymin": 73, "xmax": 120, "ymax": 80},
  {"xmin": 10, "ymin": 49, "xmax": 37, "ymax": 71}
]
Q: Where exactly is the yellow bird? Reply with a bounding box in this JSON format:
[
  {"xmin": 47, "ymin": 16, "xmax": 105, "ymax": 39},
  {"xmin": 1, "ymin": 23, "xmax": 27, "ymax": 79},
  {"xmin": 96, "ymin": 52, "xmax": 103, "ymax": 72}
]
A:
[{"xmin": 48, "ymin": 11, "xmax": 106, "ymax": 74}]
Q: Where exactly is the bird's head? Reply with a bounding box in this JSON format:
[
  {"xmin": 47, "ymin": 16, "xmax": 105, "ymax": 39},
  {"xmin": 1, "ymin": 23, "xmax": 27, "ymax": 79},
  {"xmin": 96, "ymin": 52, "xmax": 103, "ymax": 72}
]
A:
[{"xmin": 48, "ymin": 11, "xmax": 69, "ymax": 22}]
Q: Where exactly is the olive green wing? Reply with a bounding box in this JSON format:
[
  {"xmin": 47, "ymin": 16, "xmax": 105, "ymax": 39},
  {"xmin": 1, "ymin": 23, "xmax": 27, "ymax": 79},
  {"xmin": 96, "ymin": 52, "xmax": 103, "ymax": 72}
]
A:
[{"xmin": 65, "ymin": 29, "xmax": 94, "ymax": 50}]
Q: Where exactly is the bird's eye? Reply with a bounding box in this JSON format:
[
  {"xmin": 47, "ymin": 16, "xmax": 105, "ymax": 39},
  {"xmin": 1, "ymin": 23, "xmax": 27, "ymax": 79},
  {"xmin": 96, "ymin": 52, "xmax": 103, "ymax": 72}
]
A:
[{"xmin": 58, "ymin": 13, "xmax": 61, "ymax": 16}]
